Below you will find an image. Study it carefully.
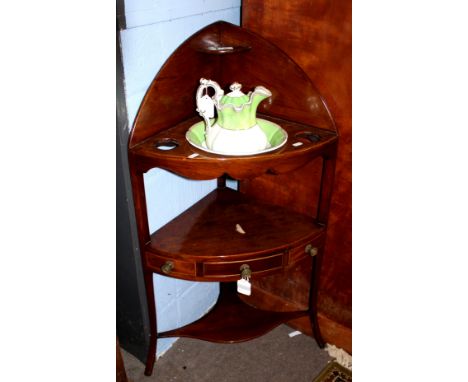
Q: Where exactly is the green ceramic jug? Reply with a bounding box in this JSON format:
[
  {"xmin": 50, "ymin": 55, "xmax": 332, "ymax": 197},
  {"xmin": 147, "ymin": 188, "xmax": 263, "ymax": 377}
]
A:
[{"xmin": 196, "ymin": 78, "xmax": 272, "ymax": 154}]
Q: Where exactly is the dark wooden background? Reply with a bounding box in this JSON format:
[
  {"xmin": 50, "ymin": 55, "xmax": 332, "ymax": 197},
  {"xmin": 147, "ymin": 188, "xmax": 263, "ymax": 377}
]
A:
[{"xmin": 242, "ymin": 0, "xmax": 352, "ymax": 351}]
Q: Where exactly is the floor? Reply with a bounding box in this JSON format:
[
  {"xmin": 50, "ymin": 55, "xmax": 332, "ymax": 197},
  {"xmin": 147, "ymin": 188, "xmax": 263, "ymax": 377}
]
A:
[{"xmin": 121, "ymin": 325, "xmax": 332, "ymax": 382}]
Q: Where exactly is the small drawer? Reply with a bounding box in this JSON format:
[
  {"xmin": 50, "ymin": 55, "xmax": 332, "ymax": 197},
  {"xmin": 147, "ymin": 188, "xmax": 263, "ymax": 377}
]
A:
[
  {"xmin": 146, "ymin": 253, "xmax": 196, "ymax": 278},
  {"xmin": 288, "ymin": 245, "xmax": 310, "ymax": 265},
  {"xmin": 202, "ymin": 252, "xmax": 285, "ymax": 278},
  {"xmin": 288, "ymin": 237, "xmax": 325, "ymax": 265}
]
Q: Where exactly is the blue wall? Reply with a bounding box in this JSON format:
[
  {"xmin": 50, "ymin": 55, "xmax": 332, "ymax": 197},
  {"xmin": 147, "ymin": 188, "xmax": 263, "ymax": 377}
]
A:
[{"xmin": 120, "ymin": 0, "xmax": 241, "ymax": 357}]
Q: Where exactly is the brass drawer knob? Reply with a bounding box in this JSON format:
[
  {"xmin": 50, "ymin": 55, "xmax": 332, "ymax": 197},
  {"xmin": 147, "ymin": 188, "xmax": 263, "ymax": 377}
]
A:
[
  {"xmin": 161, "ymin": 261, "xmax": 174, "ymax": 275},
  {"xmin": 305, "ymin": 244, "xmax": 318, "ymax": 257},
  {"xmin": 240, "ymin": 264, "xmax": 252, "ymax": 279}
]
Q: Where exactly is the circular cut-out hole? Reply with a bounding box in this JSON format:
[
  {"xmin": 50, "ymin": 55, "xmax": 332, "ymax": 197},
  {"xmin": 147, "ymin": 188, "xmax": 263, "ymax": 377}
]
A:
[
  {"xmin": 154, "ymin": 139, "xmax": 179, "ymax": 151},
  {"xmin": 295, "ymin": 131, "xmax": 321, "ymax": 143}
]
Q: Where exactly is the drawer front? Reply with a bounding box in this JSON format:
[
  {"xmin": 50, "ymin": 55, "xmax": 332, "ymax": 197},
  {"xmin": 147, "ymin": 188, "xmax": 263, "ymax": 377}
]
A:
[
  {"xmin": 146, "ymin": 253, "xmax": 196, "ymax": 278},
  {"xmin": 288, "ymin": 236, "xmax": 325, "ymax": 265},
  {"xmin": 202, "ymin": 252, "xmax": 285, "ymax": 278}
]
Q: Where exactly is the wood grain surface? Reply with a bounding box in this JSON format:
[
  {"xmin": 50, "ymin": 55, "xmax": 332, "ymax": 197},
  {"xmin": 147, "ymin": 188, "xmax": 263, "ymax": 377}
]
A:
[{"xmin": 242, "ymin": 0, "xmax": 352, "ymax": 347}]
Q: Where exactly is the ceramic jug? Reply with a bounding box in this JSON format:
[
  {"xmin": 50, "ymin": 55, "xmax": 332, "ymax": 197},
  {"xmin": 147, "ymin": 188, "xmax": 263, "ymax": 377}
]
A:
[{"xmin": 196, "ymin": 78, "xmax": 272, "ymax": 154}]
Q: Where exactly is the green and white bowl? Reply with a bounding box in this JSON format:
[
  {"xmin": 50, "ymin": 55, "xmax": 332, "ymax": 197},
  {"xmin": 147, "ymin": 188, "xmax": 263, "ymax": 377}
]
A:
[{"xmin": 186, "ymin": 118, "xmax": 288, "ymax": 156}]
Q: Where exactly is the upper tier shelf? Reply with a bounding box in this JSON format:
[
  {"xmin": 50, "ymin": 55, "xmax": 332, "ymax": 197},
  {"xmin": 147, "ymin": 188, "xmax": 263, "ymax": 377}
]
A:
[
  {"xmin": 129, "ymin": 114, "xmax": 337, "ymax": 179},
  {"xmin": 128, "ymin": 21, "xmax": 337, "ymax": 158}
]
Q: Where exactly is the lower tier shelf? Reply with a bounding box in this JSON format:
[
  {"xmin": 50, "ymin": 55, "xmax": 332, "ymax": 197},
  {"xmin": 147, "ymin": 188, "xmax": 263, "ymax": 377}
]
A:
[{"xmin": 157, "ymin": 282, "xmax": 309, "ymax": 343}]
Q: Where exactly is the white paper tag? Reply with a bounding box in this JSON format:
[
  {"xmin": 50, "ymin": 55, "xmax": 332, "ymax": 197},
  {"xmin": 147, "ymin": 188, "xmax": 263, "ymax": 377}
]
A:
[
  {"xmin": 288, "ymin": 330, "xmax": 302, "ymax": 338},
  {"xmin": 198, "ymin": 94, "xmax": 214, "ymax": 118},
  {"xmin": 237, "ymin": 278, "xmax": 251, "ymax": 296}
]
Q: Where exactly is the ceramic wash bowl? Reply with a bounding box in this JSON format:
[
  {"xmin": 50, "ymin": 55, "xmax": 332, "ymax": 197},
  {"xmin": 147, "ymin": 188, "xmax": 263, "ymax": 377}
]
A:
[{"xmin": 185, "ymin": 118, "xmax": 288, "ymax": 156}]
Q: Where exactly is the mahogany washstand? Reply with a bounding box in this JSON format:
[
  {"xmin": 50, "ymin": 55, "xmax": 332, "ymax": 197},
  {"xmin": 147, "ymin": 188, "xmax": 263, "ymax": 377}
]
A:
[{"xmin": 127, "ymin": 21, "xmax": 338, "ymax": 376}]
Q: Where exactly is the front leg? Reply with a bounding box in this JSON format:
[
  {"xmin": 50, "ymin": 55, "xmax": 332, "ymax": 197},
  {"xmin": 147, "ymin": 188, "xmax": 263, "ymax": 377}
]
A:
[
  {"xmin": 308, "ymin": 245, "xmax": 325, "ymax": 348},
  {"xmin": 143, "ymin": 270, "xmax": 157, "ymax": 376}
]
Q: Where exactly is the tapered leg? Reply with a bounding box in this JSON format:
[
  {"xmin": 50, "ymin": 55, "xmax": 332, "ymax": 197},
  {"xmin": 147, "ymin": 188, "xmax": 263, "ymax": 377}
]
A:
[
  {"xmin": 128, "ymin": 167, "xmax": 158, "ymax": 376},
  {"xmin": 310, "ymin": 146, "xmax": 337, "ymax": 348},
  {"xmin": 309, "ymin": 249, "xmax": 325, "ymax": 348},
  {"xmin": 144, "ymin": 270, "xmax": 157, "ymax": 376}
]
